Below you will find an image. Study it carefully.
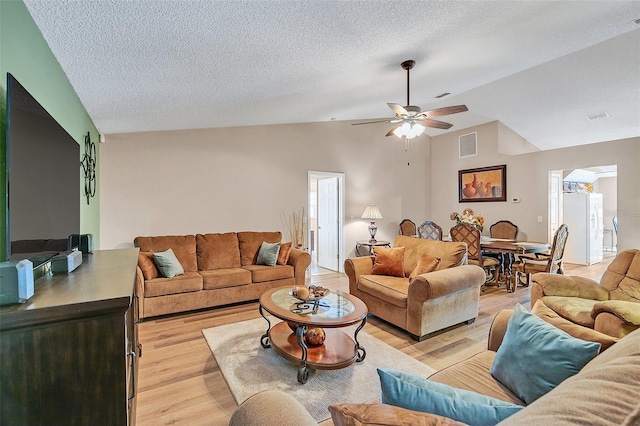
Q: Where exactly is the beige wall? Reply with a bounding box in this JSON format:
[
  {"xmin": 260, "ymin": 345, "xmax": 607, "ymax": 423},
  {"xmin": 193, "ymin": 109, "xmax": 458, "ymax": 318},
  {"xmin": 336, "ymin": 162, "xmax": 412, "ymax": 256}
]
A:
[
  {"xmin": 430, "ymin": 121, "xmax": 639, "ymax": 251},
  {"xmin": 99, "ymin": 120, "xmax": 431, "ymax": 257}
]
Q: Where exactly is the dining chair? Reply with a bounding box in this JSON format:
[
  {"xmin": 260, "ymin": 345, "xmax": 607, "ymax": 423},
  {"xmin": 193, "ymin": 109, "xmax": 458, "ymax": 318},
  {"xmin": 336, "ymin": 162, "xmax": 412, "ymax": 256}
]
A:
[
  {"xmin": 485, "ymin": 220, "xmax": 519, "ymax": 279},
  {"xmin": 399, "ymin": 219, "xmax": 417, "ymax": 236},
  {"xmin": 512, "ymin": 223, "xmax": 569, "ymax": 288},
  {"xmin": 450, "ymin": 223, "xmax": 500, "ymax": 286},
  {"xmin": 417, "ymin": 221, "xmax": 443, "ymax": 240}
]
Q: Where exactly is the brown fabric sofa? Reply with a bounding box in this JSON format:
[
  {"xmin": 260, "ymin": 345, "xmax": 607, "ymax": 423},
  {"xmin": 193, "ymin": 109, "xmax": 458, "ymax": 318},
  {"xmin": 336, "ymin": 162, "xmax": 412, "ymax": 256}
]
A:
[
  {"xmin": 345, "ymin": 236, "xmax": 486, "ymax": 341},
  {"xmin": 229, "ymin": 310, "xmax": 640, "ymax": 425},
  {"xmin": 529, "ymin": 248, "xmax": 640, "ymax": 350},
  {"xmin": 134, "ymin": 231, "xmax": 310, "ymax": 319}
]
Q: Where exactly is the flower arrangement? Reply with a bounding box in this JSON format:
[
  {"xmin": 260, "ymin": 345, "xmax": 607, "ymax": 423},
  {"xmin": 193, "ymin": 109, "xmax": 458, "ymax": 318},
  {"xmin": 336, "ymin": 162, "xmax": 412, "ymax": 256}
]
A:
[
  {"xmin": 450, "ymin": 208, "xmax": 485, "ymax": 231},
  {"xmin": 282, "ymin": 208, "xmax": 306, "ymax": 249}
]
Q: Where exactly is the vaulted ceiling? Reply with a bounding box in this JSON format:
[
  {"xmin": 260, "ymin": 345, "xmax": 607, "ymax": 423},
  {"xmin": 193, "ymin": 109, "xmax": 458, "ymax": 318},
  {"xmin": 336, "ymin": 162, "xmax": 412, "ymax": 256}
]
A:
[{"xmin": 24, "ymin": 0, "xmax": 640, "ymax": 151}]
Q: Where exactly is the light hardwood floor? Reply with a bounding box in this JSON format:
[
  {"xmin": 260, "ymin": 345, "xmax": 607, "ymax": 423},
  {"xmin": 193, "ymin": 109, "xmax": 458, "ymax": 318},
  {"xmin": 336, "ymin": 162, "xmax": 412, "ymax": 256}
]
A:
[{"xmin": 135, "ymin": 255, "xmax": 614, "ymax": 425}]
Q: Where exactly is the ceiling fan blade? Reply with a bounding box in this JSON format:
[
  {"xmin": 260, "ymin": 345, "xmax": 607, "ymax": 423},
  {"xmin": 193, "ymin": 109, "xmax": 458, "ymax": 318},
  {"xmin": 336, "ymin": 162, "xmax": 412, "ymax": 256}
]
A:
[
  {"xmin": 417, "ymin": 118, "xmax": 454, "ymax": 129},
  {"xmin": 352, "ymin": 119, "xmax": 393, "ymax": 126},
  {"xmin": 388, "ymin": 103, "xmax": 408, "ymax": 116},
  {"xmin": 386, "ymin": 125, "xmax": 401, "ymax": 137},
  {"xmin": 421, "ymin": 105, "xmax": 468, "ymax": 118}
]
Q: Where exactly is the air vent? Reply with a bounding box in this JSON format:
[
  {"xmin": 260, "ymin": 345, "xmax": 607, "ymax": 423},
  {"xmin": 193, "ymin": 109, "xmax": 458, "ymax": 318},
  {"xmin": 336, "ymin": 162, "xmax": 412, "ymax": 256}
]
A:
[
  {"xmin": 459, "ymin": 132, "xmax": 477, "ymax": 158},
  {"xmin": 587, "ymin": 112, "xmax": 610, "ymax": 121}
]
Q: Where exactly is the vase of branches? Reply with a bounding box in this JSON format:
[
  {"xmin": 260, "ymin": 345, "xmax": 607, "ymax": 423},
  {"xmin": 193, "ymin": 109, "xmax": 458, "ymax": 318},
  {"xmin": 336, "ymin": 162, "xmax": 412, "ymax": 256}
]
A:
[{"xmin": 282, "ymin": 208, "xmax": 306, "ymax": 249}]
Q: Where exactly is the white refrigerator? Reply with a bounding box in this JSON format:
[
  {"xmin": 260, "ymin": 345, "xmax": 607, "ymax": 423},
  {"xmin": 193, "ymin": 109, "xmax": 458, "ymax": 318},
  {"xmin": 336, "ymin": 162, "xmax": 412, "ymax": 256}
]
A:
[{"xmin": 563, "ymin": 193, "xmax": 603, "ymax": 265}]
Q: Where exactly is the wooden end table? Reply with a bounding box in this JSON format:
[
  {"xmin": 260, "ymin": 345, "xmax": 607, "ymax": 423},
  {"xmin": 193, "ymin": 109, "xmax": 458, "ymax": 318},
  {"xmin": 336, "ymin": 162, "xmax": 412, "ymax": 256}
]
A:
[
  {"xmin": 355, "ymin": 240, "xmax": 391, "ymax": 256},
  {"xmin": 258, "ymin": 287, "xmax": 368, "ymax": 384}
]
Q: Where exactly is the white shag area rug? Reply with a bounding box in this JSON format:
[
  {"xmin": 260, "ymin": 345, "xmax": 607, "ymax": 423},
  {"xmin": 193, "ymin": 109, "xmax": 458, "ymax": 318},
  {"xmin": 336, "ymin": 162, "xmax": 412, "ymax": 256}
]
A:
[{"xmin": 202, "ymin": 317, "xmax": 436, "ymax": 422}]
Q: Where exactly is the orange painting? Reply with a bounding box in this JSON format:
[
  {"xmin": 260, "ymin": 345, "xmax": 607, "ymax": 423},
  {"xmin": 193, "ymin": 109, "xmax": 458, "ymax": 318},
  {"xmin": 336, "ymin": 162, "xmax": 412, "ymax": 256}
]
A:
[{"xmin": 458, "ymin": 165, "xmax": 506, "ymax": 202}]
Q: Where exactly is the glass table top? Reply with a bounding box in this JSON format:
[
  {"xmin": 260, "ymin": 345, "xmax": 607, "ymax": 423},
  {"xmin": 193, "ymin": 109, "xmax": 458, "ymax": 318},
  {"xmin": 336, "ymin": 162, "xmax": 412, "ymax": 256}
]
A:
[{"xmin": 270, "ymin": 287, "xmax": 356, "ymax": 319}]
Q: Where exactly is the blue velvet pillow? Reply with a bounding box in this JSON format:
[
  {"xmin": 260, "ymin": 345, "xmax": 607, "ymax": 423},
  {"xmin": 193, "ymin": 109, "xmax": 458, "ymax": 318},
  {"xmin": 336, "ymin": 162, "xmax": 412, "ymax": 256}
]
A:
[
  {"xmin": 490, "ymin": 304, "xmax": 601, "ymax": 404},
  {"xmin": 153, "ymin": 248, "xmax": 185, "ymax": 278},
  {"xmin": 378, "ymin": 368, "xmax": 523, "ymax": 426},
  {"xmin": 256, "ymin": 241, "xmax": 280, "ymax": 266}
]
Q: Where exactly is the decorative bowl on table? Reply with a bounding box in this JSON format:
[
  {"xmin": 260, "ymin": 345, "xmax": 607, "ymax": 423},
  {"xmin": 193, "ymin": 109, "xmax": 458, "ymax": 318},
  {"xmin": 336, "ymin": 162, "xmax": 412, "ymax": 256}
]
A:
[{"xmin": 289, "ymin": 285, "xmax": 330, "ymax": 302}]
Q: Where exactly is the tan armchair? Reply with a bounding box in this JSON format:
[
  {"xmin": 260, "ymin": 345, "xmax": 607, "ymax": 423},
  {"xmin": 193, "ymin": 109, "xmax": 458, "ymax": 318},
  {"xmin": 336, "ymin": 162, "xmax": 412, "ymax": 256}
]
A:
[
  {"xmin": 345, "ymin": 236, "xmax": 486, "ymax": 341},
  {"xmin": 530, "ymin": 248, "xmax": 640, "ymax": 349}
]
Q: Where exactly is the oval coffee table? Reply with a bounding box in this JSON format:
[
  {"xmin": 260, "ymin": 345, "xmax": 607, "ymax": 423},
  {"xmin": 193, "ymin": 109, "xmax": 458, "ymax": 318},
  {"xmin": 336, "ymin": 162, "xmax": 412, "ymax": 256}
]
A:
[{"xmin": 259, "ymin": 286, "xmax": 368, "ymax": 384}]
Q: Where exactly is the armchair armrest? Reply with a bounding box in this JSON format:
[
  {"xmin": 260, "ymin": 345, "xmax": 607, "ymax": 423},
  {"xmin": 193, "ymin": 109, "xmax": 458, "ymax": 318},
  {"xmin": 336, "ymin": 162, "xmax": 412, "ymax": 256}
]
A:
[
  {"xmin": 344, "ymin": 256, "xmax": 375, "ymax": 293},
  {"xmin": 487, "ymin": 309, "xmax": 514, "ymax": 352},
  {"xmin": 408, "ymin": 265, "xmax": 485, "ymax": 301},
  {"xmin": 592, "ymin": 300, "xmax": 640, "ymax": 327},
  {"xmin": 135, "ymin": 266, "xmax": 145, "ymax": 319},
  {"xmin": 287, "ymin": 248, "xmax": 311, "ymax": 288},
  {"xmin": 530, "ymin": 273, "xmax": 609, "ymax": 308}
]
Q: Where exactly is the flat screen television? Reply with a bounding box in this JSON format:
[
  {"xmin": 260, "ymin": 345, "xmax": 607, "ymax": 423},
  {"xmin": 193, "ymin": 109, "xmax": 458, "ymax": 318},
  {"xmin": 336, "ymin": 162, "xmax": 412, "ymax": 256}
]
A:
[{"xmin": 5, "ymin": 73, "xmax": 80, "ymax": 265}]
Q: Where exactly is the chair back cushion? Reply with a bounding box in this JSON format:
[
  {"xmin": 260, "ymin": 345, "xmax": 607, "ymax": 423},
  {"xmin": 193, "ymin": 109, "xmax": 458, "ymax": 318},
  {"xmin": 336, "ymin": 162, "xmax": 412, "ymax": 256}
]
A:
[
  {"xmin": 600, "ymin": 249, "xmax": 640, "ymax": 302},
  {"xmin": 394, "ymin": 236, "xmax": 467, "ymax": 278},
  {"xmin": 489, "ymin": 221, "xmax": 518, "ymax": 240},
  {"xmin": 399, "ymin": 219, "xmax": 417, "ymax": 236}
]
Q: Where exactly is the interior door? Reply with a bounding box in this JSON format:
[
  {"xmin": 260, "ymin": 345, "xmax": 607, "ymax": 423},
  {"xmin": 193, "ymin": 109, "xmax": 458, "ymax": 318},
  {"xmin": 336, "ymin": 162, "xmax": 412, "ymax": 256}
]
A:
[
  {"xmin": 549, "ymin": 171, "xmax": 562, "ymax": 243},
  {"xmin": 317, "ymin": 177, "xmax": 339, "ymax": 271}
]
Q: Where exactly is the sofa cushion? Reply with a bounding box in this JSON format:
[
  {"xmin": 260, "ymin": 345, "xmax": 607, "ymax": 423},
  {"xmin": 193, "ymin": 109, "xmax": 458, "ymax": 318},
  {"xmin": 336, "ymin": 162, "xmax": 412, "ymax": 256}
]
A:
[
  {"xmin": 358, "ymin": 275, "xmax": 408, "ymax": 308},
  {"xmin": 394, "ymin": 236, "xmax": 467, "ymax": 278},
  {"xmin": 428, "ymin": 351, "xmax": 524, "ymax": 405},
  {"xmin": 144, "ymin": 271, "xmax": 203, "ymax": 297},
  {"xmin": 277, "ymin": 242, "xmax": 292, "ymax": 265},
  {"xmin": 200, "ymin": 268, "xmax": 252, "ymax": 290},
  {"xmin": 372, "ymin": 246, "xmax": 405, "ymax": 277},
  {"xmin": 256, "ymin": 241, "xmax": 280, "ymax": 266},
  {"xmin": 134, "ymin": 235, "xmax": 198, "ymax": 272},
  {"xmin": 499, "ymin": 327, "xmax": 640, "ymax": 425},
  {"xmin": 243, "ymin": 264, "xmax": 294, "ymax": 283},
  {"xmin": 238, "ymin": 231, "xmax": 282, "ymax": 266},
  {"xmin": 138, "ymin": 251, "xmax": 159, "ymax": 280},
  {"xmin": 328, "ymin": 402, "xmax": 467, "ymax": 426},
  {"xmin": 409, "ymin": 253, "xmax": 441, "ymax": 280},
  {"xmin": 540, "ymin": 296, "xmax": 598, "ymax": 327},
  {"xmin": 196, "ymin": 233, "xmax": 241, "ymax": 270},
  {"xmin": 490, "ymin": 304, "xmax": 601, "ymax": 405},
  {"xmin": 378, "ymin": 369, "xmax": 523, "ymax": 426},
  {"xmin": 153, "ymin": 248, "xmax": 185, "ymax": 278}
]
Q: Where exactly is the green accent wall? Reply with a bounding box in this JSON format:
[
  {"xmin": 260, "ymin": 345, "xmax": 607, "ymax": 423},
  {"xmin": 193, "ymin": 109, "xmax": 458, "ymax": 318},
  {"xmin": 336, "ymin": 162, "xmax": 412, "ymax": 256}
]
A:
[{"xmin": 0, "ymin": 0, "xmax": 100, "ymax": 260}]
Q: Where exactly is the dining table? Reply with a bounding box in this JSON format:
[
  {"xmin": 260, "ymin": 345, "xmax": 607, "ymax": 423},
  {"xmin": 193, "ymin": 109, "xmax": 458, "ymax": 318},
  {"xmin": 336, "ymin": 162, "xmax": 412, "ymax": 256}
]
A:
[{"xmin": 478, "ymin": 238, "xmax": 551, "ymax": 292}]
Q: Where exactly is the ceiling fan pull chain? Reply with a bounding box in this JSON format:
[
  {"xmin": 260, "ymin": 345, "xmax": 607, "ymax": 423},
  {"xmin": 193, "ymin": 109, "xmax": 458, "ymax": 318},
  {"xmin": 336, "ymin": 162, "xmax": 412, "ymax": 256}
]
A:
[{"xmin": 404, "ymin": 136, "xmax": 409, "ymax": 151}]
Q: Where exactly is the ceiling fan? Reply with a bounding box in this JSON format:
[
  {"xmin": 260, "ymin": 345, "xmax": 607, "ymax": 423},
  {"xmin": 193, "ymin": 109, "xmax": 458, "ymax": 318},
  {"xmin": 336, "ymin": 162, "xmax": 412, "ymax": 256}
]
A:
[{"xmin": 353, "ymin": 60, "xmax": 468, "ymax": 139}]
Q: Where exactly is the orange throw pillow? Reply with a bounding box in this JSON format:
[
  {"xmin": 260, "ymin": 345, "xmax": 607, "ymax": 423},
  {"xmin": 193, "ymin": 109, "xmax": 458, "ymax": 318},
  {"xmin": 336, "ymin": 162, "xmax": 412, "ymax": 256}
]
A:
[
  {"xmin": 371, "ymin": 246, "xmax": 405, "ymax": 277},
  {"xmin": 138, "ymin": 250, "xmax": 159, "ymax": 280},
  {"xmin": 277, "ymin": 242, "xmax": 292, "ymax": 265},
  {"xmin": 409, "ymin": 253, "xmax": 441, "ymax": 280}
]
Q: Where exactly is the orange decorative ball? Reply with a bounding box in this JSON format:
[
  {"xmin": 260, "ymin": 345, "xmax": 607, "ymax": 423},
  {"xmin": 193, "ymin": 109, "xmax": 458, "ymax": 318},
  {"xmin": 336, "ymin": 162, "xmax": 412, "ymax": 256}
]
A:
[{"xmin": 304, "ymin": 327, "xmax": 326, "ymax": 346}]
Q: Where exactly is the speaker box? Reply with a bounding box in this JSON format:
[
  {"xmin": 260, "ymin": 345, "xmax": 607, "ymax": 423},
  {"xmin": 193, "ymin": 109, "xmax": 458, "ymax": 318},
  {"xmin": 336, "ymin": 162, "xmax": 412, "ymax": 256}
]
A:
[
  {"xmin": 69, "ymin": 234, "xmax": 93, "ymax": 254},
  {"xmin": 51, "ymin": 250, "xmax": 83, "ymax": 275},
  {"xmin": 0, "ymin": 259, "xmax": 35, "ymax": 306}
]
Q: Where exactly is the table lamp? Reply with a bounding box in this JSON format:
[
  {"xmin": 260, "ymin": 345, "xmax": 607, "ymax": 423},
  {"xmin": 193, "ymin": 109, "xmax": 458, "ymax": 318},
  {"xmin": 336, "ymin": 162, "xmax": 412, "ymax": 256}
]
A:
[{"xmin": 361, "ymin": 205, "xmax": 383, "ymax": 242}]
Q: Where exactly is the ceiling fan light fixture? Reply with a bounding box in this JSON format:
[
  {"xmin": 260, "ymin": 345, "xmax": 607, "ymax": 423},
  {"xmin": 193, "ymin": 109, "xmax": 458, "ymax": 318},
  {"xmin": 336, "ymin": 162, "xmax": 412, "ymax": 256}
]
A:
[{"xmin": 393, "ymin": 121, "xmax": 425, "ymax": 139}]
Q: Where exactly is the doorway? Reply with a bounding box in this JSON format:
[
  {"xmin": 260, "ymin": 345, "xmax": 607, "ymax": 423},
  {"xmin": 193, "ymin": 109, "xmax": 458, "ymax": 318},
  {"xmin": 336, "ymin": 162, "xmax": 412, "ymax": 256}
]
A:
[{"xmin": 308, "ymin": 171, "xmax": 345, "ymax": 275}]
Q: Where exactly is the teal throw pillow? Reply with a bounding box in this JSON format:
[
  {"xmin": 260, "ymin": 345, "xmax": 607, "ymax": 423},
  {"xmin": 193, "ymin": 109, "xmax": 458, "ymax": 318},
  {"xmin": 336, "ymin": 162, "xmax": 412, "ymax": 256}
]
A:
[
  {"xmin": 152, "ymin": 248, "xmax": 184, "ymax": 278},
  {"xmin": 377, "ymin": 368, "xmax": 523, "ymax": 426},
  {"xmin": 490, "ymin": 304, "xmax": 601, "ymax": 404},
  {"xmin": 256, "ymin": 241, "xmax": 280, "ymax": 266}
]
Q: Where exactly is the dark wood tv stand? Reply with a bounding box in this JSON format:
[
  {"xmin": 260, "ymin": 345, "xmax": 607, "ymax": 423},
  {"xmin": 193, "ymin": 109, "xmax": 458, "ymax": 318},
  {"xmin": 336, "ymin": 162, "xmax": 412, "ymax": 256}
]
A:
[{"xmin": 0, "ymin": 248, "xmax": 140, "ymax": 425}]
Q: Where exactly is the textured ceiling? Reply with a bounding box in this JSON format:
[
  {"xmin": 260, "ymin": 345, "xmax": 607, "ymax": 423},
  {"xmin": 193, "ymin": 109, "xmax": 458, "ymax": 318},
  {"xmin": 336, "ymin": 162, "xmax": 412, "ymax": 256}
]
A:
[{"xmin": 23, "ymin": 0, "xmax": 640, "ymax": 150}]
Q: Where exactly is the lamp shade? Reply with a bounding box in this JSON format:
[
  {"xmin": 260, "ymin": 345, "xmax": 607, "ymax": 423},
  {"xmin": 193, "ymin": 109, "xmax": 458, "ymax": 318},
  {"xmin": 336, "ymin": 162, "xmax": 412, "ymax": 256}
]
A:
[{"xmin": 361, "ymin": 205, "xmax": 383, "ymax": 220}]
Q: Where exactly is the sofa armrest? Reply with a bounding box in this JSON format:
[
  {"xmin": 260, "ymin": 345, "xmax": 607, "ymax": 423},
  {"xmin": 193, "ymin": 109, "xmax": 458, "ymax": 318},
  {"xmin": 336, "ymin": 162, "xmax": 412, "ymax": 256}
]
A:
[
  {"xmin": 229, "ymin": 390, "xmax": 316, "ymax": 426},
  {"xmin": 287, "ymin": 247, "xmax": 311, "ymax": 287},
  {"xmin": 329, "ymin": 403, "xmax": 467, "ymax": 426},
  {"xmin": 487, "ymin": 309, "xmax": 513, "ymax": 352},
  {"xmin": 344, "ymin": 256, "xmax": 375, "ymax": 293},
  {"xmin": 408, "ymin": 265, "xmax": 485, "ymax": 301},
  {"xmin": 530, "ymin": 272, "xmax": 608, "ymax": 308},
  {"xmin": 134, "ymin": 266, "xmax": 145, "ymax": 319},
  {"xmin": 592, "ymin": 300, "xmax": 640, "ymax": 326}
]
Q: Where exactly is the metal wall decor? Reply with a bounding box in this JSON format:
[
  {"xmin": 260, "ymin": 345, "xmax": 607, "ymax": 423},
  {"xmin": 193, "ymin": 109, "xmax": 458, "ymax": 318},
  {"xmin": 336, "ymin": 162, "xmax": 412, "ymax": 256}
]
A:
[{"xmin": 80, "ymin": 131, "xmax": 97, "ymax": 205}]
